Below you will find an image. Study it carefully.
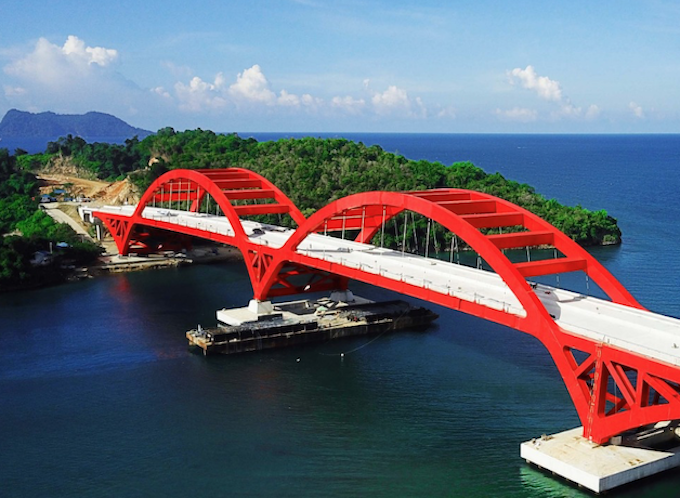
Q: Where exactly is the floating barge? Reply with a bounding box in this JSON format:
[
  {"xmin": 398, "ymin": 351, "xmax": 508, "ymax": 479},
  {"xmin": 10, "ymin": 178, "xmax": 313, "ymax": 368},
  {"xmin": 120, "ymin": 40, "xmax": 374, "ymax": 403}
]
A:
[{"xmin": 186, "ymin": 293, "xmax": 438, "ymax": 355}]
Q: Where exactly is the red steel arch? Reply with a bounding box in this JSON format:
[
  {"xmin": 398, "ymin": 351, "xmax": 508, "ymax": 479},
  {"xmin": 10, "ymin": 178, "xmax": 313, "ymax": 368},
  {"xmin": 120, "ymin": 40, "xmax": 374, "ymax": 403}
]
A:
[
  {"xmin": 94, "ymin": 167, "xmax": 329, "ymax": 296},
  {"xmin": 95, "ymin": 168, "xmax": 680, "ymax": 444},
  {"xmin": 257, "ymin": 189, "xmax": 680, "ymax": 444},
  {"xmin": 263, "ymin": 189, "xmax": 641, "ymax": 310}
]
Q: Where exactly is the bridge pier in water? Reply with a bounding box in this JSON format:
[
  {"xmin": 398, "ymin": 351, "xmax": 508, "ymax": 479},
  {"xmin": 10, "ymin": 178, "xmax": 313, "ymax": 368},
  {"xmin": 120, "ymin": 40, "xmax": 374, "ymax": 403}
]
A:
[
  {"xmin": 92, "ymin": 167, "xmax": 680, "ymax": 493},
  {"xmin": 522, "ymin": 424, "xmax": 680, "ymax": 493}
]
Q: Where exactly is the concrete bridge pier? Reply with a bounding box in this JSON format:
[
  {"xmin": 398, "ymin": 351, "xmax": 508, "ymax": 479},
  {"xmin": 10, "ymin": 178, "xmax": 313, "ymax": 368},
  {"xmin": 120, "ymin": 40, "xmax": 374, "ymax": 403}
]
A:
[
  {"xmin": 521, "ymin": 423, "xmax": 680, "ymax": 493},
  {"xmin": 248, "ymin": 299, "xmax": 274, "ymax": 315}
]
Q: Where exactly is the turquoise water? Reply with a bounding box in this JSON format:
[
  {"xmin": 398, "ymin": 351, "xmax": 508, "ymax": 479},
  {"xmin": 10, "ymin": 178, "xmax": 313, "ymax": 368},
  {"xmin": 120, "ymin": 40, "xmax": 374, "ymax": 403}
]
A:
[{"xmin": 2, "ymin": 134, "xmax": 680, "ymax": 496}]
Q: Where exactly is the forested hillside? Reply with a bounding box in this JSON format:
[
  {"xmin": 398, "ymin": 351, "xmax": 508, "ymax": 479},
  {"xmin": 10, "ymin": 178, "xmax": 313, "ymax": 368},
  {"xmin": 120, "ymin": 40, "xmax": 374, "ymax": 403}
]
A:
[
  {"xmin": 138, "ymin": 129, "xmax": 622, "ymax": 246},
  {"xmin": 16, "ymin": 129, "xmax": 622, "ymax": 247},
  {"xmin": 0, "ymin": 148, "xmax": 101, "ymax": 290}
]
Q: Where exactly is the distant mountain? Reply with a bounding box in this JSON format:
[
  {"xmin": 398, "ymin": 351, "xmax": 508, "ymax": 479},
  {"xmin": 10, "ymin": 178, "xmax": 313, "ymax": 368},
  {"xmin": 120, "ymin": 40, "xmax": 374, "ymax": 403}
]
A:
[{"xmin": 0, "ymin": 109, "xmax": 152, "ymax": 140}]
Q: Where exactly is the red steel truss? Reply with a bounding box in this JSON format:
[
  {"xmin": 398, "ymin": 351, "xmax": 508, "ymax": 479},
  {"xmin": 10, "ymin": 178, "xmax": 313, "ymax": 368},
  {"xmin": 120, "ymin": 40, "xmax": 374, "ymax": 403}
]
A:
[{"xmin": 94, "ymin": 168, "xmax": 680, "ymax": 444}]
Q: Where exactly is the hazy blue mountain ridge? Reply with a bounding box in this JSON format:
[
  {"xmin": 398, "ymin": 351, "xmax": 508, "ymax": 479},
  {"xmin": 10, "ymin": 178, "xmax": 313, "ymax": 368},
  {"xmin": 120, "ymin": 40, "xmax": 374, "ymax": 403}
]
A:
[{"xmin": 0, "ymin": 109, "xmax": 152, "ymax": 140}]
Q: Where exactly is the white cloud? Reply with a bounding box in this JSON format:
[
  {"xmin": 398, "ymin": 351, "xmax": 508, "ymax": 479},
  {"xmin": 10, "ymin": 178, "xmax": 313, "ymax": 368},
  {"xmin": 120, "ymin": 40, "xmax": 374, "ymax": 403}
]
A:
[
  {"xmin": 172, "ymin": 65, "xmax": 333, "ymax": 116},
  {"xmin": 331, "ymin": 95, "xmax": 366, "ymax": 115},
  {"xmin": 508, "ymin": 65, "xmax": 562, "ymax": 101},
  {"xmin": 370, "ymin": 85, "xmax": 426, "ymax": 117},
  {"xmin": 549, "ymin": 102, "xmax": 602, "ymax": 120},
  {"xmin": 1, "ymin": 35, "xmax": 156, "ymax": 120},
  {"xmin": 5, "ymin": 38, "xmax": 73, "ymax": 86},
  {"xmin": 2, "ymin": 36, "xmax": 435, "ymax": 127},
  {"xmin": 61, "ymin": 35, "xmax": 118, "ymax": 66},
  {"xmin": 300, "ymin": 93, "xmax": 324, "ymax": 112},
  {"xmin": 506, "ymin": 65, "xmax": 603, "ymax": 123},
  {"xmin": 152, "ymin": 86, "xmax": 171, "ymax": 99},
  {"xmin": 556, "ymin": 102, "xmax": 582, "ymax": 117},
  {"xmin": 585, "ymin": 104, "xmax": 600, "ymax": 120},
  {"xmin": 5, "ymin": 36, "xmax": 119, "ymax": 88},
  {"xmin": 174, "ymin": 75, "xmax": 228, "ymax": 112},
  {"xmin": 495, "ymin": 107, "xmax": 538, "ymax": 122},
  {"xmin": 277, "ymin": 89, "xmax": 300, "ymax": 106},
  {"xmin": 629, "ymin": 101, "xmax": 645, "ymax": 118},
  {"xmin": 171, "ymin": 66, "xmax": 429, "ymax": 120},
  {"xmin": 372, "ymin": 85, "xmax": 409, "ymax": 112},
  {"xmin": 228, "ymin": 64, "xmax": 276, "ymax": 104}
]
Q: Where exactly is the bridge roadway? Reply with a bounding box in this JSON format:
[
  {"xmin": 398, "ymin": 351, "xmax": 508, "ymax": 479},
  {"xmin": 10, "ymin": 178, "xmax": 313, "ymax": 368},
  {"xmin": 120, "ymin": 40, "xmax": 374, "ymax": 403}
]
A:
[{"xmin": 97, "ymin": 204, "xmax": 680, "ymax": 368}]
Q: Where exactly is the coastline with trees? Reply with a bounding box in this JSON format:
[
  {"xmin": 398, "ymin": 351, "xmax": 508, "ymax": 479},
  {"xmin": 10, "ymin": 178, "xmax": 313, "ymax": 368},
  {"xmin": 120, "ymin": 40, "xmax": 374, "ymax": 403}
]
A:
[{"xmin": 1, "ymin": 129, "xmax": 623, "ymax": 291}]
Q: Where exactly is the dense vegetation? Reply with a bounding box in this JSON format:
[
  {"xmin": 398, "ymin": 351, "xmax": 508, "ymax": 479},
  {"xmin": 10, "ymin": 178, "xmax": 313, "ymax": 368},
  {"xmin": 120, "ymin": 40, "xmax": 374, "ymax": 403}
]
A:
[
  {"xmin": 0, "ymin": 148, "xmax": 102, "ymax": 291},
  {"xmin": 133, "ymin": 129, "xmax": 621, "ymax": 246},
  {"xmin": 3, "ymin": 128, "xmax": 623, "ymax": 289},
  {"xmin": 16, "ymin": 135, "xmax": 148, "ymax": 180},
  {"xmin": 16, "ymin": 129, "xmax": 621, "ymax": 247}
]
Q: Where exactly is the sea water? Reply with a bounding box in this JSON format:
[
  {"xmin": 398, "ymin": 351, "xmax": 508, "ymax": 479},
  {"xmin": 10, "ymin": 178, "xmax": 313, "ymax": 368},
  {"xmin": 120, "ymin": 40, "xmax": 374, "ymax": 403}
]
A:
[{"xmin": 2, "ymin": 134, "xmax": 680, "ymax": 497}]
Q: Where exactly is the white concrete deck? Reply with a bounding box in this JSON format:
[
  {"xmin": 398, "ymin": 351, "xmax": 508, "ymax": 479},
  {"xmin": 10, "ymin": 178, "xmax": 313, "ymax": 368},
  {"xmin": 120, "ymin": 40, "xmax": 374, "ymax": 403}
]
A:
[{"xmin": 92, "ymin": 205, "xmax": 680, "ymax": 368}]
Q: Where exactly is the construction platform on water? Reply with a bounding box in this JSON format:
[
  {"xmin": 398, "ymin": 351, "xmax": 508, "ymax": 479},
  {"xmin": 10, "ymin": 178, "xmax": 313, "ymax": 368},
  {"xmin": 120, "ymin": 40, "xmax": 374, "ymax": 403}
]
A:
[{"xmin": 186, "ymin": 292, "xmax": 438, "ymax": 355}]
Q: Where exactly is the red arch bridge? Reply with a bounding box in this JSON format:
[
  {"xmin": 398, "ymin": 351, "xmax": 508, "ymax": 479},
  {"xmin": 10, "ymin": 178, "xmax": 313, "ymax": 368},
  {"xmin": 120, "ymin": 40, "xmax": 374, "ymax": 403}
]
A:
[{"xmin": 94, "ymin": 167, "xmax": 680, "ymax": 445}]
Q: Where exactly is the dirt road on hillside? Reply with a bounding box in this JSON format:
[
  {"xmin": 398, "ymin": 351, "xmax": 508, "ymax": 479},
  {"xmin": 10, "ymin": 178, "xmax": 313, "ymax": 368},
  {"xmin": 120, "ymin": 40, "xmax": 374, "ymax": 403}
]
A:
[{"xmin": 37, "ymin": 174, "xmax": 140, "ymax": 205}]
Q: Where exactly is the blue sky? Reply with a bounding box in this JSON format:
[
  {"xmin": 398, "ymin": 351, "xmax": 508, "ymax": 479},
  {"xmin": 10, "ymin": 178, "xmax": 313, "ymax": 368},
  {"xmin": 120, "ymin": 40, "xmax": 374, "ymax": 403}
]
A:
[{"xmin": 1, "ymin": 0, "xmax": 678, "ymax": 133}]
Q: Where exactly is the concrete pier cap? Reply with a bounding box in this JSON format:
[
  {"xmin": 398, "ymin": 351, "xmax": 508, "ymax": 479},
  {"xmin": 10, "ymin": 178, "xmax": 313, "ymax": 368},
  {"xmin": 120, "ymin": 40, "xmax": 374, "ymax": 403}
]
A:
[
  {"xmin": 248, "ymin": 299, "xmax": 274, "ymax": 315},
  {"xmin": 329, "ymin": 290, "xmax": 355, "ymax": 303}
]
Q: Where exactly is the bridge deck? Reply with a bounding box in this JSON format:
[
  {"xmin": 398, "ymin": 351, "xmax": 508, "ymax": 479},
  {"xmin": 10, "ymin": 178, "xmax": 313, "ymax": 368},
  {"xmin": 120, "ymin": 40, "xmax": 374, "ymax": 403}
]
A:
[{"xmin": 96, "ymin": 205, "xmax": 680, "ymax": 367}]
